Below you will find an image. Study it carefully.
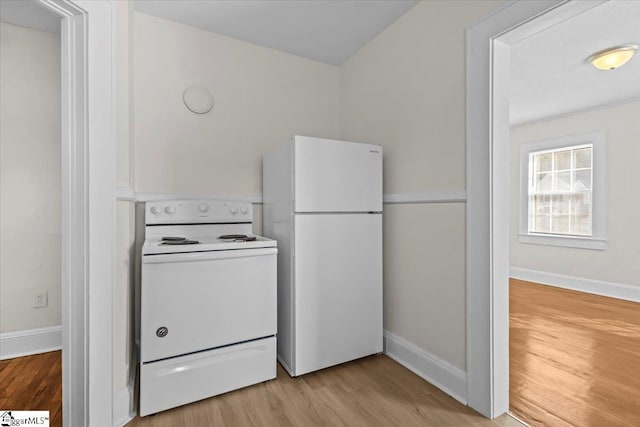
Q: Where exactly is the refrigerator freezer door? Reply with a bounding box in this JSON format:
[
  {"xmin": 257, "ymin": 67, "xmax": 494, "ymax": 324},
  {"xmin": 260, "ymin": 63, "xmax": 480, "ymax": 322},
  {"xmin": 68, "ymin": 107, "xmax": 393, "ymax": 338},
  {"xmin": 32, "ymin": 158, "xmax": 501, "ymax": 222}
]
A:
[
  {"xmin": 293, "ymin": 213, "xmax": 383, "ymax": 375},
  {"xmin": 294, "ymin": 136, "xmax": 382, "ymax": 212}
]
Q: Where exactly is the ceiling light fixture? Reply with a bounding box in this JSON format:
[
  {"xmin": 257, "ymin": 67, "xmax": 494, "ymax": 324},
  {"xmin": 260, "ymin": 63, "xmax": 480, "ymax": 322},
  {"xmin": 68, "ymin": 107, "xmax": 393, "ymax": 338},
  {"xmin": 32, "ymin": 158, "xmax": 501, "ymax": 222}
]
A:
[{"xmin": 588, "ymin": 44, "xmax": 638, "ymax": 70}]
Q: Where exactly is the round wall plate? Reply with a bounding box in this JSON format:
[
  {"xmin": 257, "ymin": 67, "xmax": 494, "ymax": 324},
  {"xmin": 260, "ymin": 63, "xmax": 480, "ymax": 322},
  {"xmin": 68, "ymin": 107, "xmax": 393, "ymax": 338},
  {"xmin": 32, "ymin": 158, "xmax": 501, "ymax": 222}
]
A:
[{"xmin": 183, "ymin": 86, "xmax": 214, "ymax": 114}]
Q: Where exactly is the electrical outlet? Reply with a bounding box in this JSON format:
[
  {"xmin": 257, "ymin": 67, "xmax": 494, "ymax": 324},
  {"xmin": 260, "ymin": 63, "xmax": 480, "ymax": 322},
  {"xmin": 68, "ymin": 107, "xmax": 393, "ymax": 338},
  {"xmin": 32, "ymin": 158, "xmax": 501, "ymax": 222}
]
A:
[{"xmin": 34, "ymin": 291, "xmax": 48, "ymax": 308}]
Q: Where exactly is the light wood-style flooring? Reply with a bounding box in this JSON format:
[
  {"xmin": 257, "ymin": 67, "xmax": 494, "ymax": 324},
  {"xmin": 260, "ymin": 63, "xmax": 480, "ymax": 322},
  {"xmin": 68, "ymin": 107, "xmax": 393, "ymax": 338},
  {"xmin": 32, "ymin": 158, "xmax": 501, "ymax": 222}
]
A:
[
  {"xmin": 510, "ymin": 278, "xmax": 640, "ymax": 426},
  {"xmin": 0, "ymin": 350, "xmax": 62, "ymax": 427},
  {"xmin": 0, "ymin": 349, "xmax": 523, "ymax": 426},
  {"xmin": 128, "ymin": 355, "xmax": 522, "ymax": 426}
]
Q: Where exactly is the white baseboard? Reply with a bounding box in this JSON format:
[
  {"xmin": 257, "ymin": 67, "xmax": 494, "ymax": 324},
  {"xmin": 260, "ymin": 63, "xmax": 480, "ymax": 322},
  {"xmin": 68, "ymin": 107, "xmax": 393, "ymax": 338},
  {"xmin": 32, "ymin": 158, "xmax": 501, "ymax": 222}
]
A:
[
  {"xmin": 510, "ymin": 267, "xmax": 640, "ymax": 302},
  {"xmin": 383, "ymin": 330, "xmax": 467, "ymax": 404},
  {"xmin": 277, "ymin": 355, "xmax": 295, "ymax": 377},
  {"xmin": 114, "ymin": 384, "xmax": 135, "ymax": 427},
  {"xmin": 0, "ymin": 325, "xmax": 62, "ymax": 360}
]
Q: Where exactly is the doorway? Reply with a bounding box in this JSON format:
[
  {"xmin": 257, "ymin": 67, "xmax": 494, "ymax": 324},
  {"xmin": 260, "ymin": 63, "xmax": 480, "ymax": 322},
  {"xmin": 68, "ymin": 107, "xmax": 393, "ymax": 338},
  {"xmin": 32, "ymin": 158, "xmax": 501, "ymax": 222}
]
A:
[
  {"xmin": 0, "ymin": 3, "xmax": 64, "ymax": 424},
  {"xmin": 0, "ymin": 0, "xmax": 117, "ymax": 425},
  {"xmin": 466, "ymin": 0, "xmax": 640, "ymax": 422},
  {"xmin": 506, "ymin": 1, "xmax": 640, "ymax": 423}
]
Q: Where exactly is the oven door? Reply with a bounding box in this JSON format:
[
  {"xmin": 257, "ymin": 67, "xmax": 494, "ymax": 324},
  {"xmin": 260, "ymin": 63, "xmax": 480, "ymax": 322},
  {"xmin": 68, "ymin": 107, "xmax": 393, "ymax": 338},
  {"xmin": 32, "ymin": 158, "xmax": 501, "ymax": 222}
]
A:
[{"xmin": 140, "ymin": 247, "xmax": 277, "ymax": 362}]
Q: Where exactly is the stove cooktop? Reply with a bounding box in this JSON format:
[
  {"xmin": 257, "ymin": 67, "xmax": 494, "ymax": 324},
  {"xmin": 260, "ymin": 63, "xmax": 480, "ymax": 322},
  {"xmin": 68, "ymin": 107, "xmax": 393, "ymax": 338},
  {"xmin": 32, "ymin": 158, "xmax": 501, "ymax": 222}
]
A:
[
  {"xmin": 160, "ymin": 237, "xmax": 201, "ymax": 245},
  {"xmin": 143, "ymin": 234, "xmax": 276, "ymax": 255},
  {"xmin": 219, "ymin": 234, "xmax": 257, "ymax": 242}
]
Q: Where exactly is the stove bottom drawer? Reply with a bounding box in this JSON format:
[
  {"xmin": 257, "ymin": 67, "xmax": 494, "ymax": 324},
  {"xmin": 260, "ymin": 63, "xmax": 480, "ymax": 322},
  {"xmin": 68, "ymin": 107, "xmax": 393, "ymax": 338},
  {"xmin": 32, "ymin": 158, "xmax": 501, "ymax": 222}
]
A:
[{"xmin": 139, "ymin": 336, "xmax": 276, "ymax": 416}]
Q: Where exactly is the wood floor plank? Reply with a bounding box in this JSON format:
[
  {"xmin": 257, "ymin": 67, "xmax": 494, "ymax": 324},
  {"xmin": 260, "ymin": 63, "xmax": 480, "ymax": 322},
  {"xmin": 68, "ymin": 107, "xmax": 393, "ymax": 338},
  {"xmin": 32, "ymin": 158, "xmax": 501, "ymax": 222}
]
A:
[
  {"xmin": 509, "ymin": 278, "xmax": 640, "ymax": 427},
  {"xmin": 0, "ymin": 351, "xmax": 62, "ymax": 427}
]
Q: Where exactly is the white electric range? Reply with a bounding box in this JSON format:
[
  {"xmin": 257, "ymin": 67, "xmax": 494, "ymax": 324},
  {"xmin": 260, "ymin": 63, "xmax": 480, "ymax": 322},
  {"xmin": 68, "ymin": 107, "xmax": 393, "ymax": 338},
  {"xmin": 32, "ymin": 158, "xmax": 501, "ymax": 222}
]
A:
[{"xmin": 137, "ymin": 199, "xmax": 277, "ymax": 416}]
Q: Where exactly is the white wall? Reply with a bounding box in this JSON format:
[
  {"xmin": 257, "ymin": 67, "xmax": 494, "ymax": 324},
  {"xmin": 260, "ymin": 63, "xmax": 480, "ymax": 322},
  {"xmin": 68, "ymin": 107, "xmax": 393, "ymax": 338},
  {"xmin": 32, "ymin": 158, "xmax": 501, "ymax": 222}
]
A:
[
  {"xmin": 510, "ymin": 101, "xmax": 640, "ymax": 287},
  {"xmin": 339, "ymin": 0, "xmax": 503, "ymax": 372},
  {"xmin": 133, "ymin": 12, "xmax": 339, "ymax": 196},
  {"xmin": 0, "ymin": 23, "xmax": 61, "ymax": 333}
]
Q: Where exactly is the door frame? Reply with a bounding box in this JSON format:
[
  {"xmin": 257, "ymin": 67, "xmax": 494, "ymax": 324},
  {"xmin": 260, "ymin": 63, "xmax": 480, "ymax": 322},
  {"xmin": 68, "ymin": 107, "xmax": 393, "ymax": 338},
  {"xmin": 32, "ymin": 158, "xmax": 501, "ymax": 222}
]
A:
[
  {"xmin": 465, "ymin": 0, "xmax": 607, "ymax": 418},
  {"xmin": 38, "ymin": 1, "xmax": 116, "ymax": 425}
]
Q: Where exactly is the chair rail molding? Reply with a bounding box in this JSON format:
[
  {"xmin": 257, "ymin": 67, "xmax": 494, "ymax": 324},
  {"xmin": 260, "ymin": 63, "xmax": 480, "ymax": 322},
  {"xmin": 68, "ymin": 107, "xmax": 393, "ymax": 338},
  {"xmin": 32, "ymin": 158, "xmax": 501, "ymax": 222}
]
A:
[
  {"xmin": 383, "ymin": 190, "xmax": 466, "ymax": 204},
  {"xmin": 118, "ymin": 189, "xmax": 467, "ymax": 205}
]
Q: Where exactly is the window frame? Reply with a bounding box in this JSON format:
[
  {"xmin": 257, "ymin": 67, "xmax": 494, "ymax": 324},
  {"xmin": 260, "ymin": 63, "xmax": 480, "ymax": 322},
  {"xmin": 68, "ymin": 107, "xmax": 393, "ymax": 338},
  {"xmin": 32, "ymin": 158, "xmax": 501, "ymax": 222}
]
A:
[{"xmin": 519, "ymin": 130, "xmax": 606, "ymax": 250}]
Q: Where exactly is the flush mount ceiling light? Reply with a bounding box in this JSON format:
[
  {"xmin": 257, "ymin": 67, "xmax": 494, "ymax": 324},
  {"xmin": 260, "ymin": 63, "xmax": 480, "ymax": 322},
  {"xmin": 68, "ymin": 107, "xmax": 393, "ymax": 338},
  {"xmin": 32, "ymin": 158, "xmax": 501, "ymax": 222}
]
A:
[{"xmin": 587, "ymin": 44, "xmax": 638, "ymax": 70}]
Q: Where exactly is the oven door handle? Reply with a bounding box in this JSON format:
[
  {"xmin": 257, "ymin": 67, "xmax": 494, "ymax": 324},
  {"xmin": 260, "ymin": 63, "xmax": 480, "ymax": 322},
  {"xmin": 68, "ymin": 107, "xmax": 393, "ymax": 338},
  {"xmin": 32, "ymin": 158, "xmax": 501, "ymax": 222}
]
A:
[{"xmin": 143, "ymin": 247, "xmax": 277, "ymax": 264}]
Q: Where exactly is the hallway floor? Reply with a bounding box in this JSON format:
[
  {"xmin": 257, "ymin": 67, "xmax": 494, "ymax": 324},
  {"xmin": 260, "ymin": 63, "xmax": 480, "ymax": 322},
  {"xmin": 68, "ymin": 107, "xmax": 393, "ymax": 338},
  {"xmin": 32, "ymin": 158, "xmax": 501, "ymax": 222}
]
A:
[
  {"xmin": 510, "ymin": 279, "xmax": 640, "ymax": 426},
  {"xmin": 0, "ymin": 350, "xmax": 62, "ymax": 427}
]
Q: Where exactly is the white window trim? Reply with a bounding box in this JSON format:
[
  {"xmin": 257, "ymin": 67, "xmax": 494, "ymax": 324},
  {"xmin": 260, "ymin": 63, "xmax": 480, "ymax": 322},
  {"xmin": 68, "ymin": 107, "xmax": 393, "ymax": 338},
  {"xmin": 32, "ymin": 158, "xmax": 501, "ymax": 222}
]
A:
[{"xmin": 519, "ymin": 130, "xmax": 606, "ymax": 250}]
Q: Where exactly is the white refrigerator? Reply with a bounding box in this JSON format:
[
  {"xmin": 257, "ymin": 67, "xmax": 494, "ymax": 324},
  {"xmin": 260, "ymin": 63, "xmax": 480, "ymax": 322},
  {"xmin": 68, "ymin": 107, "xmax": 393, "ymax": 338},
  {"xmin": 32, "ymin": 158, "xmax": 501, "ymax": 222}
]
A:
[{"xmin": 263, "ymin": 135, "xmax": 383, "ymax": 376}]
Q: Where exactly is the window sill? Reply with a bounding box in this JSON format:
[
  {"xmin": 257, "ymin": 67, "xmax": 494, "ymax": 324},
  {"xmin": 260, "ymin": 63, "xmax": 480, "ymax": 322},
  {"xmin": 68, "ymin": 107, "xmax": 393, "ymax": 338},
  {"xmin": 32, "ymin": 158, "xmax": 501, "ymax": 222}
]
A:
[{"xmin": 518, "ymin": 233, "xmax": 607, "ymax": 250}]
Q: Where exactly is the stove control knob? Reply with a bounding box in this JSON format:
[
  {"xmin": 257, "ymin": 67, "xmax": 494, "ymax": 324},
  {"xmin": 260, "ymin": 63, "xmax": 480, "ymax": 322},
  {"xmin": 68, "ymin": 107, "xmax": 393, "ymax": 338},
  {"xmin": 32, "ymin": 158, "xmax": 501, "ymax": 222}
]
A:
[
  {"xmin": 198, "ymin": 203, "xmax": 209, "ymax": 213},
  {"xmin": 240, "ymin": 206, "xmax": 249, "ymax": 215},
  {"xmin": 150, "ymin": 206, "xmax": 161, "ymax": 216},
  {"xmin": 229, "ymin": 207, "xmax": 238, "ymax": 215},
  {"xmin": 164, "ymin": 205, "xmax": 176, "ymax": 215}
]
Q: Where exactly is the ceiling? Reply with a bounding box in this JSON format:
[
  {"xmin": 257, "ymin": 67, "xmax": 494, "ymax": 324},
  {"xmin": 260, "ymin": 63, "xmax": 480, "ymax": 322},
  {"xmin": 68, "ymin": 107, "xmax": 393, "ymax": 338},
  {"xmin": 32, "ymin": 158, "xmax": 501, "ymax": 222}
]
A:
[
  {"xmin": 135, "ymin": 0, "xmax": 417, "ymax": 65},
  {"xmin": 0, "ymin": 0, "xmax": 59, "ymax": 33},
  {"xmin": 510, "ymin": 0, "xmax": 640, "ymax": 126},
  {"xmin": 5, "ymin": 0, "xmax": 635, "ymax": 125}
]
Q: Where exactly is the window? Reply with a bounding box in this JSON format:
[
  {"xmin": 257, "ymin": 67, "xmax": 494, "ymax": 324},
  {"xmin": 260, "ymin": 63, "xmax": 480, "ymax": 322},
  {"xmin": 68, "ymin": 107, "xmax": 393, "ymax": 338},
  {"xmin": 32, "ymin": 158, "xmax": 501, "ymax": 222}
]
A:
[
  {"xmin": 528, "ymin": 144, "xmax": 592, "ymax": 236},
  {"xmin": 519, "ymin": 131, "xmax": 606, "ymax": 250}
]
